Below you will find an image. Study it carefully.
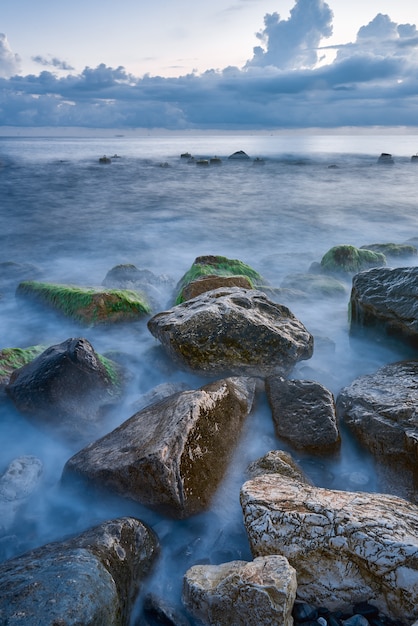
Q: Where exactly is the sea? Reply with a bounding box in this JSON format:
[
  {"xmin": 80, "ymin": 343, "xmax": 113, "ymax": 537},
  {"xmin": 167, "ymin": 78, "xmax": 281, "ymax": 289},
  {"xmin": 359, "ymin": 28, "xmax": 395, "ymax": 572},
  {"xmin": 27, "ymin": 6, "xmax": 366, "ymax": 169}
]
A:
[{"xmin": 1, "ymin": 130, "xmax": 418, "ymax": 620}]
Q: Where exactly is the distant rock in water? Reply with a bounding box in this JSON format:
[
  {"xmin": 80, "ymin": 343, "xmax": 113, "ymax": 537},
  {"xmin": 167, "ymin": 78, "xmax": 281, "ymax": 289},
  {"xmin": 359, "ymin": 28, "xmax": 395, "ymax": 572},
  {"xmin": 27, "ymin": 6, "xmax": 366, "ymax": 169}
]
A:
[
  {"xmin": 320, "ymin": 244, "xmax": 386, "ymax": 276},
  {"xmin": 228, "ymin": 150, "xmax": 250, "ymax": 160},
  {"xmin": 359, "ymin": 242, "xmax": 418, "ymax": 260},
  {"xmin": 377, "ymin": 152, "xmax": 394, "ymax": 164}
]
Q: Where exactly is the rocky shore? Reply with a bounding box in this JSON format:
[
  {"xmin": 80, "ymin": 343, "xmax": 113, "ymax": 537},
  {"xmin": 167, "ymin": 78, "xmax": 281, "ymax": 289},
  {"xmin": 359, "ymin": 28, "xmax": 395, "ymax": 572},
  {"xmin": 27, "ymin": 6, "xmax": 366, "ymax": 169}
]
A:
[{"xmin": 0, "ymin": 247, "xmax": 417, "ymax": 625}]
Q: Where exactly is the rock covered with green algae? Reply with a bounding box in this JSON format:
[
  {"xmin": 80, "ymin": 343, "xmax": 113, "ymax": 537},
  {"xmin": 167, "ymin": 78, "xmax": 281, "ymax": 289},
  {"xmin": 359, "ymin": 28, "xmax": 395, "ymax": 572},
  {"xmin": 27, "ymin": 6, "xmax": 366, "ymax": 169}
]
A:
[
  {"xmin": 320, "ymin": 244, "xmax": 386, "ymax": 275},
  {"xmin": 0, "ymin": 345, "xmax": 46, "ymax": 390},
  {"xmin": 16, "ymin": 280, "xmax": 151, "ymax": 325},
  {"xmin": 360, "ymin": 242, "xmax": 418, "ymax": 260},
  {"xmin": 174, "ymin": 255, "xmax": 265, "ymax": 304}
]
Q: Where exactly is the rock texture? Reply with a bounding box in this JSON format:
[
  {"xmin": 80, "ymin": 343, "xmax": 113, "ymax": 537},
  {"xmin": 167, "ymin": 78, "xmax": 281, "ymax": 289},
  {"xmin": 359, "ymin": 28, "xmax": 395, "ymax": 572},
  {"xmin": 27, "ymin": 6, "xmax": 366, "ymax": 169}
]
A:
[
  {"xmin": 148, "ymin": 287, "xmax": 313, "ymax": 377},
  {"xmin": 182, "ymin": 555, "xmax": 297, "ymax": 626},
  {"xmin": 246, "ymin": 449, "xmax": 312, "ymax": 484},
  {"xmin": 349, "ymin": 266, "xmax": 418, "ymax": 349},
  {"xmin": 0, "ymin": 517, "xmax": 159, "ymax": 626},
  {"xmin": 266, "ymin": 377, "xmax": 341, "ymax": 453},
  {"xmin": 179, "ymin": 274, "xmax": 253, "ymax": 303},
  {"xmin": 336, "ymin": 360, "xmax": 418, "ymax": 494},
  {"xmin": 63, "ymin": 377, "xmax": 256, "ymax": 518},
  {"xmin": 6, "ymin": 337, "xmax": 123, "ymax": 443},
  {"xmin": 240, "ymin": 474, "xmax": 418, "ymax": 622}
]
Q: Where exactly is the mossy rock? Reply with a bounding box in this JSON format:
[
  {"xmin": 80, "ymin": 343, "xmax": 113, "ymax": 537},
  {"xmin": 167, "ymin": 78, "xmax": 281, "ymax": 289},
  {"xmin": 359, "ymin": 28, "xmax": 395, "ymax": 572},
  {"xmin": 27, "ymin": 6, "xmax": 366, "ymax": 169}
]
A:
[
  {"xmin": 0, "ymin": 345, "xmax": 46, "ymax": 388},
  {"xmin": 320, "ymin": 245, "xmax": 386, "ymax": 275},
  {"xmin": 175, "ymin": 255, "xmax": 265, "ymax": 304},
  {"xmin": 360, "ymin": 243, "xmax": 418, "ymax": 259},
  {"xmin": 16, "ymin": 281, "xmax": 152, "ymax": 326}
]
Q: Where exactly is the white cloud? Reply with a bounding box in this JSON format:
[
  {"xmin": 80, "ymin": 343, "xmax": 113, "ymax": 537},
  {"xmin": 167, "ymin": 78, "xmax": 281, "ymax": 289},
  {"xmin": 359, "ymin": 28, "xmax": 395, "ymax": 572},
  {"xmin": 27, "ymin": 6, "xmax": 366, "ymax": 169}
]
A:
[
  {"xmin": 32, "ymin": 55, "xmax": 75, "ymax": 71},
  {"xmin": 0, "ymin": 33, "xmax": 20, "ymax": 78}
]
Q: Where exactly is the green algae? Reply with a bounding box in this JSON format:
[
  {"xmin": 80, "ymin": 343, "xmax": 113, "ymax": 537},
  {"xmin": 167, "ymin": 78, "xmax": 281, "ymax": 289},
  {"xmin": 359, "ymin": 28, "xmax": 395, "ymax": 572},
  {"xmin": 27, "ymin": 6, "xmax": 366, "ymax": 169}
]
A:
[
  {"xmin": 175, "ymin": 255, "xmax": 264, "ymax": 304},
  {"xmin": 16, "ymin": 281, "xmax": 151, "ymax": 325},
  {"xmin": 97, "ymin": 354, "xmax": 123, "ymax": 392},
  {"xmin": 0, "ymin": 345, "xmax": 46, "ymax": 379},
  {"xmin": 320, "ymin": 245, "xmax": 386, "ymax": 274}
]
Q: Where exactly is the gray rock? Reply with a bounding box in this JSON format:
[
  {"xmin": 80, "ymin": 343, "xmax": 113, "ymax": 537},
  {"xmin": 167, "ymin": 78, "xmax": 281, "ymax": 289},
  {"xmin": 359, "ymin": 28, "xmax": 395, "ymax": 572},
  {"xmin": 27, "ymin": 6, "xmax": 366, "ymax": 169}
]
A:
[
  {"xmin": 240, "ymin": 473, "xmax": 418, "ymax": 622},
  {"xmin": 147, "ymin": 287, "xmax": 313, "ymax": 377},
  {"xmin": 349, "ymin": 266, "xmax": 418, "ymax": 349},
  {"xmin": 63, "ymin": 377, "xmax": 256, "ymax": 518},
  {"xmin": 266, "ymin": 377, "xmax": 340, "ymax": 453},
  {"xmin": 6, "ymin": 337, "xmax": 123, "ymax": 444},
  {"xmin": 182, "ymin": 555, "xmax": 297, "ymax": 626},
  {"xmin": 0, "ymin": 517, "xmax": 159, "ymax": 626},
  {"xmin": 336, "ymin": 360, "xmax": 418, "ymax": 496}
]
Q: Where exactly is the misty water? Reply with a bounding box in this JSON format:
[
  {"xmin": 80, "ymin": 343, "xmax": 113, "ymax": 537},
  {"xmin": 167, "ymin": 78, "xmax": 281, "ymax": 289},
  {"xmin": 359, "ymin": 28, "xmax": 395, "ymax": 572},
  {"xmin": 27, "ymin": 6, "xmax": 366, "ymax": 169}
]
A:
[{"xmin": 1, "ymin": 132, "xmax": 418, "ymax": 620}]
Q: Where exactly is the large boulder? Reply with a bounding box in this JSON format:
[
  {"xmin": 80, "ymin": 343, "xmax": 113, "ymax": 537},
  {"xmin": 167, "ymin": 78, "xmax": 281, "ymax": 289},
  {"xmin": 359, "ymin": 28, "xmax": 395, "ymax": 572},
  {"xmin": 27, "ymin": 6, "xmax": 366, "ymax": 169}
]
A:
[
  {"xmin": 16, "ymin": 280, "xmax": 151, "ymax": 325},
  {"xmin": 266, "ymin": 377, "xmax": 341, "ymax": 453},
  {"xmin": 349, "ymin": 266, "xmax": 418, "ymax": 349},
  {"xmin": 148, "ymin": 287, "xmax": 313, "ymax": 378},
  {"xmin": 0, "ymin": 517, "xmax": 158, "ymax": 626},
  {"xmin": 174, "ymin": 255, "xmax": 265, "ymax": 304},
  {"xmin": 320, "ymin": 245, "xmax": 386, "ymax": 276},
  {"xmin": 336, "ymin": 360, "xmax": 418, "ymax": 497},
  {"xmin": 62, "ymin": 377, "xmax": 256, "ymax": 519},
  {"xmin": 240, "ymin": 473, "xmax": 418, "ymax": 622},
  {"xmin": 182, "ymin": 555, "xmax": 297, "ymax": 626},
  {"xmin": 6, "ymin": 337, "xmax": 123, "ymax": 443}
]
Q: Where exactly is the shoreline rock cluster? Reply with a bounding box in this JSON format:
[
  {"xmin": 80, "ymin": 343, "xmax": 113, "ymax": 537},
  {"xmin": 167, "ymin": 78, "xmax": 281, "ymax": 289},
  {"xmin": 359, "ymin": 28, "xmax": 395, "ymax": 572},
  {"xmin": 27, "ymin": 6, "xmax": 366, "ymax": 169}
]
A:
[{"xmin": 0, "ymin": 248, "xmax": 417, "ymax": 625}]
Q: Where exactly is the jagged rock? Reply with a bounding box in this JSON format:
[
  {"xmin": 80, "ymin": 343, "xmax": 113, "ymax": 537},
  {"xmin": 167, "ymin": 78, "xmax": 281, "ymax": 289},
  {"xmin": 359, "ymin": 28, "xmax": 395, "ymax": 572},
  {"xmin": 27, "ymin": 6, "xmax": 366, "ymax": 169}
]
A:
[
  {"xmin": 320, "ymin": 245, "xmax": 386, "ymax": 276},
  {"xmin": 62, "ymin": 377, "xmax": 256, "ymax": 519},
  {"xmin": 246, "ymin": 450, "xmax": 312, "ymax": 484},
  {"xmin": 0, "ymin": 456, "xmax": 43, "ymax": 534},
  {"xmin": 174, "ymin": 255, "xmax": 265, "ymax": 304},
  {"xmin": 0, "ymin": 517, "xmax": 158, "ymax": 626},
  {"xmin": 349, "ymin": 266, "xmax": 418, "ymax": 350},
  {"xmin": 148, "ymin": 287, "xmax": 313, "ymax": 378},
  {"xmin": 180, "ymin": 274, "xmax": 253, "ymax": 303},
  {"xmin": 240, "ymin": 473, "xmax": 418, "ymax": 622},
  {"xmin": 6, "ymin": 337, "xmax": 123, "ymax": 443},
  {"xmin": 16, "ymin": 280, "xmax": 151, "ymax": 325},
  {"xmin": 266, "ymin": 377, "xmax": 341, "ymax": 453},
  {"xmin": 182, "ymin": 555, "xmax": 297, "ymax": 626},
  {"xmin": 336, "ymin": 360, "xmax": 418, "ymax": 496},
  {"xmin": 0, "ymin": 344, "xmax": 46, "ymax": 391}
]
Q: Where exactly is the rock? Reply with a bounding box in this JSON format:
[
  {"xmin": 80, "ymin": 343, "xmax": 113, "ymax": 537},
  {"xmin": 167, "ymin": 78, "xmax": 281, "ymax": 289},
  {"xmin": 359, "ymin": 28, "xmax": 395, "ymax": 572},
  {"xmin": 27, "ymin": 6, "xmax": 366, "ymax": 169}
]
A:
[
  {"xmin": 281, "ymin": 273, "xmax": 347, "ymax": 297},
  {"xmin": 102, "ymin": 264, "xmax": 174, "ymax": 310},
  {"xmin": 182, "ymin": 555, "xmax": 297, "ymax": 626},
  {"xmin": 266, "ymin": 377, "xmax": 340, "ymax": 453},
  {"xmin": 16, "ymin": 280, "xmax": 151, "ymax": 325},
  {"xmin": 148, "ymin": 287, "xmax": 313, "ymax": 378},
  {"xmin": 360, "ymin": 243, "xmax": 417, "ymax": 260},
  {"xmin": 228, "ymin": 150, "xmax": 250, "ymax": 160},
  {"xmin": 0, "ymin": 344, "xmax": 46, "ymax": 392},
  {"xmin": 6, "ymin": 337, "xmax": 123, "ymax": 443},
  {"xmin": 349, "ymin": 266, "xmax": 418, "ymax": 350},
  {"xmin": 320, "ymin": 245, "xmax": 386, "ymax": 276},
  {"xmin": 131, "ymin": 381, "xmax": 191, "ymax": 412},
  {"xmin": 0, "ymin": 517, "xmax": 159, "ymax": 626},
  {"xmin": 336, "ymin": 360, "xmax": 418, "ymax": 495},
  {"xmin": 174, "ymin": 255, "xmax": 265, "ymax": 304},
  {"xmin": 0, "ymin": 456, "xmax": 43, "ymax": 534},
  {"xmin": 141, "ymin": 593, "xmax": 193, "ymax": 626},
  {"xmin": 246, "ymin": 449, "xmax": 312, "ymax": 484},
  {"xmin": 180, "ymin": 274, "xmax": 253, "ymax": 303},
  {"xmin": 377, "ymin": 153, "xmax": 394, "ymax": 164},
  {"xmin": 240, "ymin": 473, "xmax": 418, "ymax": 622},
  {"xmin": 62, "ymin": 377, "xmax": 256, "ymax": 519}
]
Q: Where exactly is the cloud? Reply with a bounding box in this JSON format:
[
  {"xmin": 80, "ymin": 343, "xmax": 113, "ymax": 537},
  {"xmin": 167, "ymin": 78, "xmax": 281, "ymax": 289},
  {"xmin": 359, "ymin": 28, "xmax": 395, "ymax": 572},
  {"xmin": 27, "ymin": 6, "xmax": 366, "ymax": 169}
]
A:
[
  {"xmin": 246, "ymin": 0, "xmax": 333, "ymax": 70},
  {"xmin": 0, "ymin": 33, "xmax": 21, "ymax": 78},
  {"xmin": 0, "ymin": 1, "xmax": 417, "ymax": 129},
  {"xmin": 32, "ymin": 55, "xmax": 75, "ymax": 71}
]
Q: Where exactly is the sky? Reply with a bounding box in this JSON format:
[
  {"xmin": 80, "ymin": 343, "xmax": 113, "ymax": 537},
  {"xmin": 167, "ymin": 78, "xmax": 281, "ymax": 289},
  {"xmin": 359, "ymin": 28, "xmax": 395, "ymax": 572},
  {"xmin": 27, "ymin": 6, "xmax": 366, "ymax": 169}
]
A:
[{"xmin": 1, "ymin": 0, "xmax": 417, "ymax": 130}]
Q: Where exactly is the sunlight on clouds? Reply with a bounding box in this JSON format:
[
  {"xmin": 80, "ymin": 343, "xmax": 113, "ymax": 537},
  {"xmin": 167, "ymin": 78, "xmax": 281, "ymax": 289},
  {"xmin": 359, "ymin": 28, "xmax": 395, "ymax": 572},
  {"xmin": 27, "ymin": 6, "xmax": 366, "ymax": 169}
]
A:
[{"xmin": 0, "ymin": 33, "xmax": 20, "ymax": 77}]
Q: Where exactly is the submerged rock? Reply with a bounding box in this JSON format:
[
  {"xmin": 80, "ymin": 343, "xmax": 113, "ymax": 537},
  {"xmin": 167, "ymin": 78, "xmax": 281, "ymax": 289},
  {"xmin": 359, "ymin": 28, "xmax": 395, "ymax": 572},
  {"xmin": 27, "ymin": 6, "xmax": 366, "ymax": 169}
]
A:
[
  {"xmin": 148, "ymin": 287, "xmax": 313, "ymax": 378},
  {"xmin": 102, "ymin": 263, "xmax": 174, "ymax": 310},
  {"xmin": 266, "ymin": 377, "xmax": 341, "ymax": 453},
  {"xmin": 240, "ymin": 473, "xmax": 418, "ymax": 622},
  {"xmin": 182, "ymin": 555, "xmax": 297, "ymax": 626},
  {"xmin": 16, "ymin": 280, "xmax": 151, "ymax": 325},
  {"xmin": 63, "ymin": 377, "xmax": 256, "ymax": 518},
  {"xmin": 0, "ymin": 455, "xmax": 43, "ymax": 534},
  {"xmin": 6, "ymin": 337, "xmax": 123, "ymax": 443},
  {"xmin": 349, "ymin": 266, "xmax": 418, "ymax": 350},
  {"xmin": 0, "ymin": 517, "xmax": 159, "ymax": 626},
  {"xmin": 281, "ymin": 272, "xmax": 347, "ymax": 297},
  {"xmin": 320, "ymin": 245, "xmax": 386, "ymax": 276},
  {"xmin": 360, "ymin": 242, "xmax": 417, "ymax": 260},
  {"xmin": 228, "ymin": 150, "xmax": 250, "ymax": 160}
]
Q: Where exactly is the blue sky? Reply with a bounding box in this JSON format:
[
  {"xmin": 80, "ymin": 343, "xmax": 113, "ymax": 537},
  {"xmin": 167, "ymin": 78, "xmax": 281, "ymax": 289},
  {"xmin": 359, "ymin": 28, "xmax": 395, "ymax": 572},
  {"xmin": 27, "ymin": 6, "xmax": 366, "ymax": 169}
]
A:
[{"xmin": 1, "ymin": 0, "xmax": 417, "ymax": 129}]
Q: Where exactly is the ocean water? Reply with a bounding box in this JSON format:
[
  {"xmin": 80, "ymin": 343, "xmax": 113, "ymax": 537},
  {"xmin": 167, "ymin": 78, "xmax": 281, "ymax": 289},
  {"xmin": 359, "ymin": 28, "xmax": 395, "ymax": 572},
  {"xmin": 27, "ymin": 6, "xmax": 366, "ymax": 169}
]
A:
[{"xmin": 1, "ymin": 131, "xmax": 418, "ymax": 619}]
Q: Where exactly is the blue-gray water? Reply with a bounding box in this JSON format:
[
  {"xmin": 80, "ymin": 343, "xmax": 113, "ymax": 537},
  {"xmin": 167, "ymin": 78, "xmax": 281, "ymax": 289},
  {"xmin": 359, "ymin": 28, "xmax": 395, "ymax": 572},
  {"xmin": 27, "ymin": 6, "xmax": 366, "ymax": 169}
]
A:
[{"xmin": 1, "ymin": 132, "xmax": 417, "ymax": 619}]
